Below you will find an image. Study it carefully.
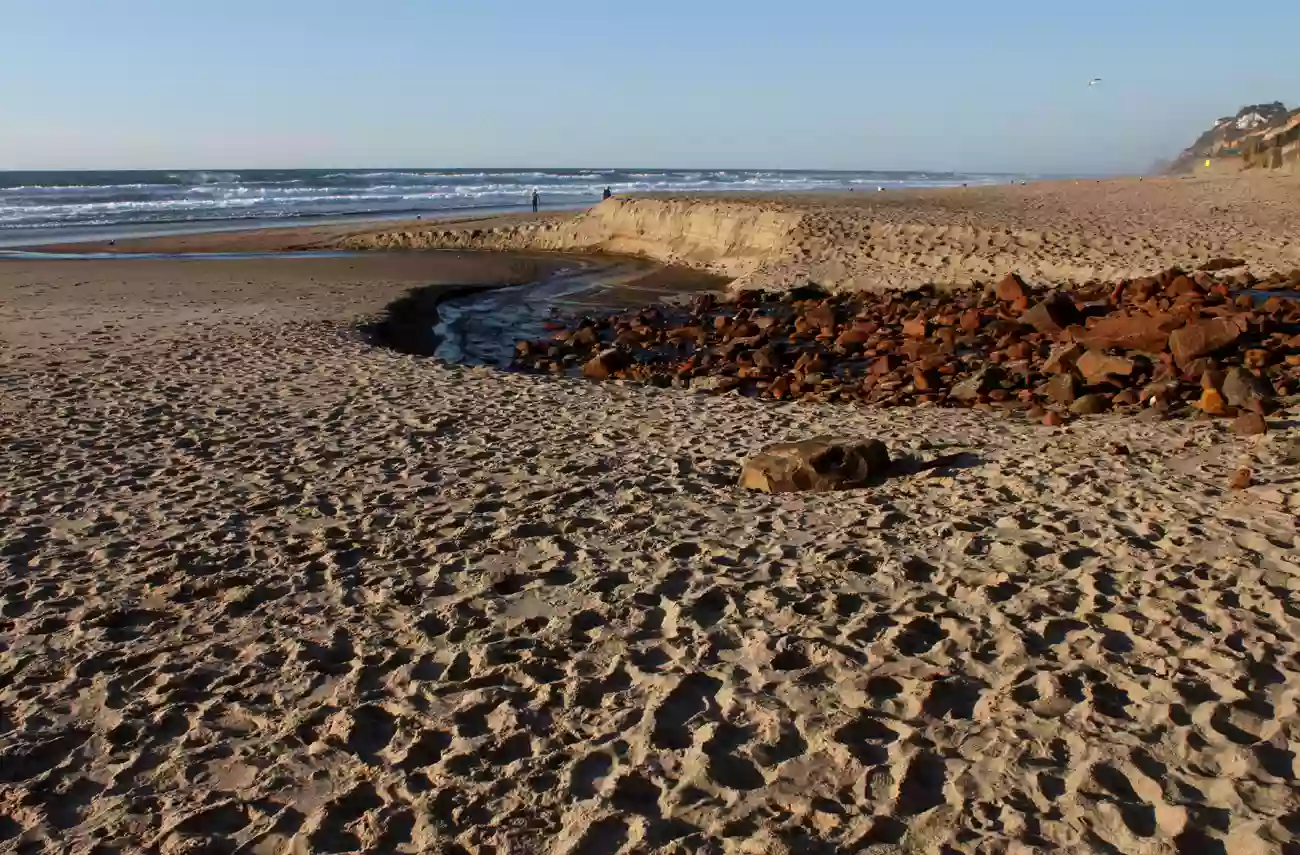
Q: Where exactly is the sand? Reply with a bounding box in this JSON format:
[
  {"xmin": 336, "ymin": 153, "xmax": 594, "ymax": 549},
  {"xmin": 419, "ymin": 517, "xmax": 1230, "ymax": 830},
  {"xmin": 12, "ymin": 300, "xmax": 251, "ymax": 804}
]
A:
[
  {"xmin": 2, "ymin": 185, "xmax": 1300, "ymax": 854},
  {"xmin": 337, "ymin": 173, "xmax": 1300, "ymax": 292}
]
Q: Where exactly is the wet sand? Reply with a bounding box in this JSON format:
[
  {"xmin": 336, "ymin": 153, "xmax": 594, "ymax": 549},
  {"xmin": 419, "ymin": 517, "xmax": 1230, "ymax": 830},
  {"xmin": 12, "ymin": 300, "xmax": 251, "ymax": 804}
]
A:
[{"xmin": 1, "ymin": 183, "xmax": 1299, "ymax": 853}]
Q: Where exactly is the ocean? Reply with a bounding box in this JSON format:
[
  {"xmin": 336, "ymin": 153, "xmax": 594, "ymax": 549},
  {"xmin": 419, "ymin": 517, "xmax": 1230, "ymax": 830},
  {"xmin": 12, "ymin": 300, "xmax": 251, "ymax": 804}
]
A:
[{"xmin": 0, "ymin": 168, "xmax": 1014, "ymax": 245}]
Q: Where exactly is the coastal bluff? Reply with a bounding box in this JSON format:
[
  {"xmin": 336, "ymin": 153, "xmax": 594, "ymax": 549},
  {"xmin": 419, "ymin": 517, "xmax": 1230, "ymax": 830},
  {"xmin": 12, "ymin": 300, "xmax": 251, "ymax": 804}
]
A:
[{"xmin": 339, "ymin": 177, "xmax": 1300, "ymax": 293}]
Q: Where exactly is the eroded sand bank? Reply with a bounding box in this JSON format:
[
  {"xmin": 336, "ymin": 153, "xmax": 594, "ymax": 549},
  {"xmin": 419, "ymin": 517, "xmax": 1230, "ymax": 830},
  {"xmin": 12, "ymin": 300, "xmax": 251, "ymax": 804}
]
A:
[{"xmin": 340, "ymin": 174, "xmax": 1300, "ymax": 292}]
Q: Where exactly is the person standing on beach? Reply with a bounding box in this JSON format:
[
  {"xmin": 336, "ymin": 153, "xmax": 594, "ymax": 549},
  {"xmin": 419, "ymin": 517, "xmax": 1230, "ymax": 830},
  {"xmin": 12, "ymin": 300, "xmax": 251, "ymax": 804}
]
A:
[
  {"xmin": 603, "ymin": 186, "xmax": 612, "ymax": 200},
  {"xmin": 531, "ymin": 190, "xmax": 540, "ymax": 213}
]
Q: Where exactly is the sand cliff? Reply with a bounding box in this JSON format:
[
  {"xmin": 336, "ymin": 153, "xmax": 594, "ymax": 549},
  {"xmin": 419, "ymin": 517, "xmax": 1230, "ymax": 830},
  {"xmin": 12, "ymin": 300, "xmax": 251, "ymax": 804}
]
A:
[{"xmin": 339, "ymin": 176, "xmax": 1300, "ymax": 292}]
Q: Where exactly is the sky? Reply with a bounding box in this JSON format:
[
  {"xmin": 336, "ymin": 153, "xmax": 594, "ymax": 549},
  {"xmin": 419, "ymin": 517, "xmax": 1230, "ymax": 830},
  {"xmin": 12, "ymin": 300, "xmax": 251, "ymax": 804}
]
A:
[{"xmin": 2, "ymin": 0, "xmax": 1297, "ymax": 173}]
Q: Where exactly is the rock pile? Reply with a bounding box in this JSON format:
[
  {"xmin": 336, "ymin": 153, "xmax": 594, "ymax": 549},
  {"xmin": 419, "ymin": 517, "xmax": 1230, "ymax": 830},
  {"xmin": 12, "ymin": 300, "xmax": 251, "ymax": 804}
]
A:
[{"xmin": 512, "ymin": 267, "xmax": 1300, "ymax": 431}]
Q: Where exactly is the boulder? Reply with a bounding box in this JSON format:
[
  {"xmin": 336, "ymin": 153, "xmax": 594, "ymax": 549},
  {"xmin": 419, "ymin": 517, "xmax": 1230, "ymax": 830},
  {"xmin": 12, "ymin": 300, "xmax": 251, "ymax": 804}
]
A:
[
  {"xmin": 1230, "ymin": 468, "xmax": 1253, "ymax": 490},
  {"xmin": 1076, "ymin": 312, "xmax": 1180, "ymax": 353},
  {"xmin": 1042, "ymin": 373, "xmax": 1079, "ymax": 405},
  {"xmin": 1019, "ymin": 295, "xmax": 1080, "ymax": 334},
  {"xmin": 950, "ymin": 366, "xmax": 1004, "ymax": 402},
  {"xmin": 959, "ymin": 309, "xmax": 983, "ymax": 333},
  {"xmin": 803, "ymin": 303, "xmax": 836, "ymax": 332},
  {"xmin": 1069, "ymin": 394, "xmax": 1110, "ymax": 415},
  {"xmin": 1197, "ymin": 388, "xmax": 1231, "ymax": 416},
  {"xmin": 1075, "ymin": 349, "xmax": 1136, "ymax": 384},
  {"xmin": 1042, "ymin": 342, "xmax": 1084, "ymax": 375},
  {"xmin": 738, "ymin": 437, "xmax": 891, "ymax": 493},
  {"xmin": 902, "ymin": 317, "xmax": 929, "ymax": 338},
  {"xmin": 1168, "ymin": 318, "xmax": 1241, "ymax": 369},
  {"xmin": 996, "ymin": 273, "xmax": 1029, "ymax": 302},
  {"xmin": 1232, "ymin": 411, "xmax": 1268, "ymax": 436},
  {"xmin": 1221, "ymin": 366, "xmax": 1272, "ymax": 409},
  {"xmin": 582, "ymin": 349, "xmax": 628, "ymax": 380}
]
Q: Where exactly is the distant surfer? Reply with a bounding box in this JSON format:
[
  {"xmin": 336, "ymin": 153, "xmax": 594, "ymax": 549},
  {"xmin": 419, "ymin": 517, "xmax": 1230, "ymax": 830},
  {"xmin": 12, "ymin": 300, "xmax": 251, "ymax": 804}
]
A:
[
  {"xmin": 531, "ymin": 190, "xmax": 540, "ymax": 213},
  {"xmin": 603, "ymin": 187, "xmax": 612, "ymax": 200}
]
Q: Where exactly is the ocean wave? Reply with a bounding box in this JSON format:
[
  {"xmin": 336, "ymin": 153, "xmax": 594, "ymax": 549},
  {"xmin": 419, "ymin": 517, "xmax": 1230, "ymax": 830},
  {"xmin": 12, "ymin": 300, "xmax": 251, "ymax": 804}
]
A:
[{"xmin": 0, "ymin": 168, "xmax": 1014, "ymax": 231}]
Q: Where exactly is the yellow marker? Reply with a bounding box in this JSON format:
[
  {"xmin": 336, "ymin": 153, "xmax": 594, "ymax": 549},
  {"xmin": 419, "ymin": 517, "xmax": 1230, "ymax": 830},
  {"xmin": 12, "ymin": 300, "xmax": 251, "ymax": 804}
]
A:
[{"xmin": 1205, "ymin": 159, "xmax": 1211, "ymax": 168}]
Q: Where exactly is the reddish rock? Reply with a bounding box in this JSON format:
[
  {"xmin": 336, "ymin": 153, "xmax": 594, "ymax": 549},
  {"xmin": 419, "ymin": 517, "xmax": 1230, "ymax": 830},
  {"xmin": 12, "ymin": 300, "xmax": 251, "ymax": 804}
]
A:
[
  {"xmin": 794, "ymin": 352, "xmax": 827, "ymax": 374},
  {"xmin": 1005, "ymin": 341, "xmax": 1032, "ymax": 361},
  {"xmin": 1232, "ymin": 411, "xmax": 1267, "ymax": 436},
  {"xmin": 1165, "ymin": 275, "xmax": 1202, "ymax": 298},
  {"xmin": 768, "ymin": 376, "xmax": 791, "ymax": 399},
  {"xmin": 1076, "ymin": 349, "xmax": 1136, "ymax": 384},
  {"xmin": 582, "ymin": 348, "xmax": 628, "ymax": 380},
  {"xmin": 803, "ymin": 302, "xmax": 836, "ymax": 331},
  {"xmin": 834, "ymin": 327, "xmax": 871, "ymax": 349},
  {"xmin": 1169, "ymin": 317, "xmax": 1242, "ymax": 369},
  {"xmin": 1043, "ymin": 373, "xmax": 1079, "ymax": 405},
  {"xmin": 934, "ymin": 326, "xmax": 958, "ymax": 352},
  {"xmin": 1230, "ymin": 468, "xmax": 1253, "ymax": 489},
  {"xmin": 950, "ymin": 366, "xmax": 1004, "ymax": 402},
  {"xmin": 1077, "ymin": 312, "xmax": 1180, "ymax": 353},
  {"xmin": 1042, "ymin": 410, "xmax": 1065, "ymax": 427},
  {"xmin": 1042, "ymin": 342, "xmax": 1084, "ymax": 375},
  {"xmin": 959, "ymin": 309, "xmax": 983, "ymax": 333},
  {"xmin": 1019, "ymin": 295, "xmax": 1080, "ymax": 334},
  {"xmin": 996, "ymin": 273, "xmax": 1029, "ymax": 303},
  {"xmin": 912, "ymin": 367, "xmax": 940, "ymax": 391},
  {"xmin": 1112, "ymin": 389, "xmax": 1139, "ymax": 406},
  {"xmin": 902, "ymin": 317, "xmax": 929, "ymax": 338},
  {"xmin": 869, "ymin": 355, "xmax": 900, "ymax": 376}
]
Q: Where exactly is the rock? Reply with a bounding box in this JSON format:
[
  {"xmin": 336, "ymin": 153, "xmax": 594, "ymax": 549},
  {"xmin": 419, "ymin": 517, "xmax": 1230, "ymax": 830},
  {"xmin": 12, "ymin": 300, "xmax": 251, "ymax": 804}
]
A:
[
  {"xmin": 1221, "ymin": 367, "xmax": 1272, "ymax": 409},
  {"xmin": 835, "ymin": 327, "xmax": 870, "ymax": 349},
  {"xmin": 1069, "ymin": 394, "xmax": 1110, "ymax": 415},
  {"xmin": 1139, "ymin": 380, "xmax": 1179, "ymax": 405},
  {"xmin": 803, "ymin": 303, "xmax": 836, "ymax": 331},
  {"xmin": 959, "ymin": 309, "xmax": 982, "ymax": 333},
  {"xmin": 692, "ymin": 375, "xmax": 739, "ymax": 393},
  {"xmin": 912, "ymin": 367, "xmax": 941, "ymax": 392},
  {"xmin": 934, "ymin": 326, "xmax": 958, "ymax": 351},
  {"xmin": 950, "ymin": 366, "xmax": 1004, "ymax": 402},
  {"xmin": 1169, "ymin": 317, "xmax": 1242, "ymax": 369},
  {"xmin": 1075, "ymin": 349, "xmax": 1135, "ymax": 384},
  {"xmin": 1197, "ymin": 388, "xmax": 1231, "ymax": 416},
  {"xmin": 571, "ymin": 326, "xmax": 600, "ymax": 348},
  {"xmin": 1230, "ymin": 468, "xmax": 1253, "ymax": 490},
  {"xmin": 1019, "ymin": 295, "xmax": 1080, "ymax": 334},
  {"xmin": 902, "ymin": 317, "xmax": 929, "ymax": 338},
  {"xmin": 1043, "ymin": 410, "xmax": 1065, "ymax": 427},
  {"xmin": 582, "ymin": 349, "xmax": 628, "ymax": 380},
  {"xmin": 1232, "ymin": 411, "xmax": 1268, "ymax": 436},
  {"xmin": 1112, "ymin": 389, "xmax": 1139, "ymax": 406},
  {"xmin": 1042, "ymin": 342, "xmax": 1084, "ymax": 375},
  {"xmin": 1077, "ymin": 312, "xmax": 1180, "ymax": 353},
  {"xmin": 738, "ymin": 437, "xmax": 891, "ymax": 493},
  {"xmin": 752, "ymin": 345, "xmax": 780, "ymax": 371},
  {"xmin": 1042, "ymin": 373, "xmax": 1079, "ymax": 405},
  {"xmin": 996, "ymin": 273, "xmax": 1029, "ymax": 302},
  {"xmin": 1243, "ymin": 349, "xmax": 1273, "ymax": 370},
  {"xmin": 1198, "ymin": 257, "xmax": 1245, "ymax": 272}
]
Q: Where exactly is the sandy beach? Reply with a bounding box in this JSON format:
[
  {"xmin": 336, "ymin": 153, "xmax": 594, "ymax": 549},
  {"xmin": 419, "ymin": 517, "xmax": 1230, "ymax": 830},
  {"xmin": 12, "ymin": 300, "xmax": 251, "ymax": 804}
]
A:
[{"xmin": 2, "ymin": 179, "xmax": 1300, "ymax": 854}]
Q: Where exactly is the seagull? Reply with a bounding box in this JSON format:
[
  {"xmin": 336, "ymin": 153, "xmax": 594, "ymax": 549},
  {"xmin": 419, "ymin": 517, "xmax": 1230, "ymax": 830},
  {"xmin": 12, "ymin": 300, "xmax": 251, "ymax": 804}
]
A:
[{"xmin": 1088, "ymin": 78, "xmax": 1102, "ymax": 87}]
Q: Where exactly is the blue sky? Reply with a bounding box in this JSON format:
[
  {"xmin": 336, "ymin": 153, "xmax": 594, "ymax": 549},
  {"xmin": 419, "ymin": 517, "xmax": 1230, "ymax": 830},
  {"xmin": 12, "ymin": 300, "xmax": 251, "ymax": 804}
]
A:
[{"xmin": 2, "ymin": 0, "xmax": 1297, "ymax": 173}]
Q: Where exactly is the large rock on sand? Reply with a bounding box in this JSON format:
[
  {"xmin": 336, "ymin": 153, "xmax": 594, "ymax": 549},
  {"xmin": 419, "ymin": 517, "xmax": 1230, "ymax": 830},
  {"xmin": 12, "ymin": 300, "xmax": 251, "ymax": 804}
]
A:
[{"xmin": 739, "ymin": 437, "xmax": 890, "ymax": 493}]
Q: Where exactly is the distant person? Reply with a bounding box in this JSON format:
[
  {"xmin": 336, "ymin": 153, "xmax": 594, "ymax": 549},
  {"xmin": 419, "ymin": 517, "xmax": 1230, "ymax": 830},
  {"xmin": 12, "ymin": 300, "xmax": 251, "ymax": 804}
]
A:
[
  {"xmin": 603, "ymin": 186, "xmax": 613, "ymax": 200},
  {"xmin": 531, "ymin": 190, "xmax": 540, "ymax": 213}
]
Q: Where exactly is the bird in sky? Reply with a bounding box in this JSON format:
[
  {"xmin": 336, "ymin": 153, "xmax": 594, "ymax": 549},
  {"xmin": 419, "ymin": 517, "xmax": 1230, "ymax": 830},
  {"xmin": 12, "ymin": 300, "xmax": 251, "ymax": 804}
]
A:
[{"xmin": 1088, "ymin": 78, "xmax": 1103, "ymax": 87}]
